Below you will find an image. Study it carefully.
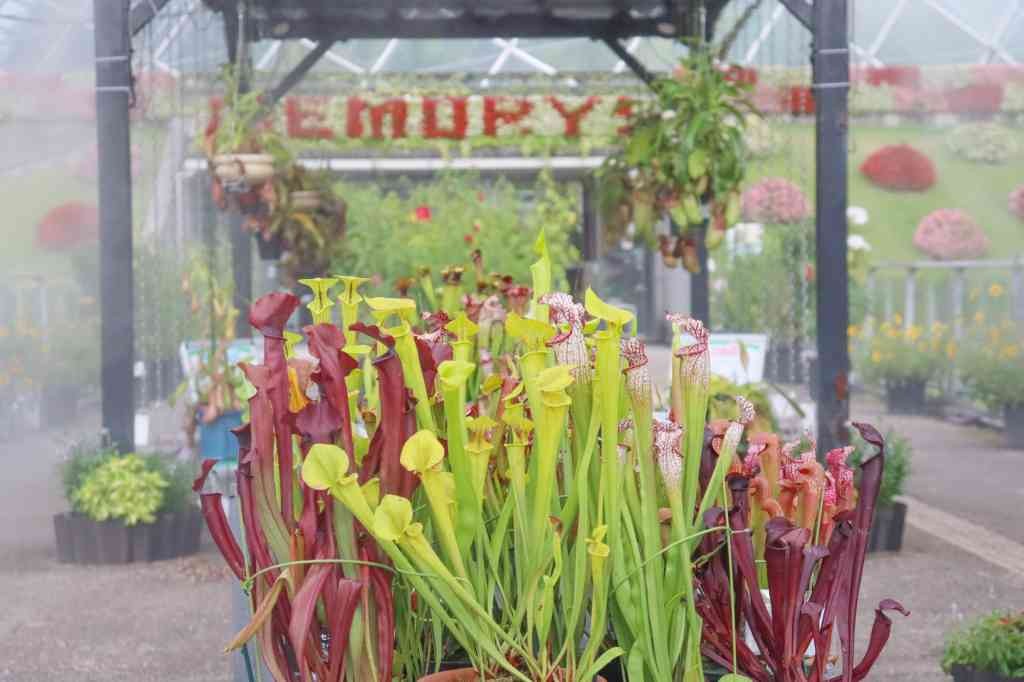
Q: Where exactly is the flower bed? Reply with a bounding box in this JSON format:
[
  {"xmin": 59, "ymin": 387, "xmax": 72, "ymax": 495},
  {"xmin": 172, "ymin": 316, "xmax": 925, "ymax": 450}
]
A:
[
  {"xmin": 859, "ymin": 144, "xmax": 936, "ymax": 192},
  {"xmin": 914, "ymin": 209, "xmax": 990, "ymax": 260},
  {"xmin": 741, "ymin": 177, "xmax": 811, "ymax": 224}
]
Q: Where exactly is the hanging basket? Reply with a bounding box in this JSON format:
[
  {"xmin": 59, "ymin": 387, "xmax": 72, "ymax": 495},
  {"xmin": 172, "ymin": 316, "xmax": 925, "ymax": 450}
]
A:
[
  {"xmin": 289, "ymin": 190, "xmax": 322, "ymax": 212},
  {"xmin": 212, "ymin": 153, "xmax": 275, "ymax": 189}
]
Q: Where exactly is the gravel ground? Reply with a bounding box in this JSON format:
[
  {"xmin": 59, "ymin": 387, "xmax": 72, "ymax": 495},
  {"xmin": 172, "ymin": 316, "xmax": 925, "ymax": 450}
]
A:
[{"xmin": 2, "ymin": 394, "xmax": 1021, "ymax": 681}]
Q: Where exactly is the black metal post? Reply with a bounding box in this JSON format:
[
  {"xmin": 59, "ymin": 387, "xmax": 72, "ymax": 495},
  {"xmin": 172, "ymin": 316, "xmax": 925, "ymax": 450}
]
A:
[
  {"xmin": 94, "ymin": 0, "xmax": 135, "ymax": 451},
  {"xmin": 812, "ymin": 0, "xmax": 851, "ymax": 454}
]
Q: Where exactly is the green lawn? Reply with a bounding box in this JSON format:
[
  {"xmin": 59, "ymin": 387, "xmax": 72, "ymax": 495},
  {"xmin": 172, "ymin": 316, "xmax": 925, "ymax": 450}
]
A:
[{"xmin": 749, "ymin": 121, "xmax": 1024, "ymax": 264}]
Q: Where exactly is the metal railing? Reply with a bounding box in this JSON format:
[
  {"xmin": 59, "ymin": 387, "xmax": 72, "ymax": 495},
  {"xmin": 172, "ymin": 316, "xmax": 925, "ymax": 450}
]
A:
[{"xmin": 867, "ymin": 257, "xmax": 1024, "ymax": 337}]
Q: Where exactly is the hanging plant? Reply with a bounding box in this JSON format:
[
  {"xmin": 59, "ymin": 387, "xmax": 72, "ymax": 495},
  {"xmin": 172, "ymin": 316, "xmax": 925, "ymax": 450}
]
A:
[
  {"xmin": 249, "ymin": 165, "xmax": 348, "ymax": 283},
  {"xmin": 204, "ymin": 65, "xmax": 292, "ymax": 205},
  {"xmin": 597, "ymin": 47, "xmax": 756, "ymax": 272}
]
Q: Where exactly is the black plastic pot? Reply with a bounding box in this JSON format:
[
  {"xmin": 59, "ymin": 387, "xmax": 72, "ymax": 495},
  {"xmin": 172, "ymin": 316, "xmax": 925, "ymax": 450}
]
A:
[
  {"xmin": 1004, "ymin": 404, "xmax": 1024, "ymax": 448},
  {"xmin": 884, "ymin": 379, "xmax": 927, "ymax": 415},
  {"xmin": 256, "ymin": 232, "xmax": 283, "ymax": 260},
  {"xmin": 53, "ymin": 509, "xmax": 201, "ymax": 564},
  {"xmin": 867, "ymin": 501, "xmax": 907, "ymax": 553},
  {"xmin": 95, "ymin": 520, "xmax": 132, "ymax": 564},
  {"xmin": 950, "ymin": 664, "xmax": 1024, "ymax": 682}
]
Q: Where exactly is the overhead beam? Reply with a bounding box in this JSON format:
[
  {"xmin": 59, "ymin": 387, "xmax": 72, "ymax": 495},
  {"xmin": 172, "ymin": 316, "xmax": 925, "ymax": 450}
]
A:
[
  {"xmin": 265, "ymin": 39, "xmax": 334, "ymax": 107},
  {"xmin": 130, "ymin": 0, "xmax": 171, "ymax": 36},
  {"xmin": 602, "ymin": 36, "xmax": 655, "ymax": 86},
  {"xmin": 777, "ymin": 0, "xmax": 812, "ymax": 31},
  {"xmin": 253, "ymin": 16, "xmax": 676, "ymax": 41}
]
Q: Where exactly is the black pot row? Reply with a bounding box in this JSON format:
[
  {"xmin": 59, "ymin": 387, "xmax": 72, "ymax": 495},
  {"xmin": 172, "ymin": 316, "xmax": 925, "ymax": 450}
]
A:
[
  {"xmin": 951, "ymin": 664, "xmax": 1024, "ymax": 682},
  {"xmin": 53, "ymin": 508, "xmax": 202, "ymax": 565}
]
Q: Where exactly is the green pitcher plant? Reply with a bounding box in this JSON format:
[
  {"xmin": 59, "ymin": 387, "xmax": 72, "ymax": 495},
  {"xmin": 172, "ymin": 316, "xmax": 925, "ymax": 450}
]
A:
[{"xmin": 192, "ymin": 233, "xmax": 903, "ymax": 682}]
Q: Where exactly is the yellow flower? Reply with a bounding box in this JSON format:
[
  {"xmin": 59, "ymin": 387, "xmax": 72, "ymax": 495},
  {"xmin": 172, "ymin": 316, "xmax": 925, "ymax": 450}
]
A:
[
  {"xmin": 988, "ymin": 283, "xmax": 1005, "ymax": 298},
  {"xmin": 974, "ymin": 311, "xmax": 985, "ymax": 324},
  {"xmin": 848, "ymin": 324, "xmax": 861, "ymax": 338},
  {"xmin": 1001, "ymin": 345, "xmax": 1020, "ymax": 360},
  {"xmin": 906, "ymin": 325, "xmax": 923, "ymax": 342},
  {"xmin": 946, "ymin": 341, "xmax": 957, "ymax": 360},
  {"xmin": 871, "ymin": 350, "xmax": 883, "ymax": 364},
  {"xmin": 892, "ymin": 313, "xmax": 903, "ymax": 326}
]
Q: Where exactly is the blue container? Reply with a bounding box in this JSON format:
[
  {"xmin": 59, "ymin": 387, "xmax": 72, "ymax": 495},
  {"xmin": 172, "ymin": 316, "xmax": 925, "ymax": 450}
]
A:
[{"xmin": 198, "ymin": 410, "xmax": 243, "ymax": 461}]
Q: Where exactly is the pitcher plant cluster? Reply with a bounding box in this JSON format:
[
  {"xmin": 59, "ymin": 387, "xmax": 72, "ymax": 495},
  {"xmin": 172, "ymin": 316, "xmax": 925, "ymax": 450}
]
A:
[{"xmin": 194, "ymin": 232, "xmax": 905, "ymax": 681}]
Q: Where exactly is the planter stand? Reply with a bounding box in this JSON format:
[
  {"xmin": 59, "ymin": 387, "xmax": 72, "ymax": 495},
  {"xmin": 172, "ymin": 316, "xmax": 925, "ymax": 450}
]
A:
[
  {"xmin": 866, "ymin": 501, "xmax": 907, "ymax": 553},
  {"xmin": 53, "ymin": 508, "xmax": 202, "ymax": 564}
]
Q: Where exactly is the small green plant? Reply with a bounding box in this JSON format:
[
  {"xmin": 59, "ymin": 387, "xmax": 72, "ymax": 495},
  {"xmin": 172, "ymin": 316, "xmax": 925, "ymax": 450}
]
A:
[
  {"xmin": 855, "ymin": 316, "xmax": 955, "ymax": 386},
  {"xmin": 850, "ymin": 428, "xmax": 911, "ymax": 507},
  {"xmin": 942, "ymin": 611, "xmax": 1024, "ymax": 678},
  {"xmin": 61, "ymin": 440, "xmax": 120, "ymax": 511},
  {"xmin": 71, "ymin": 454, "xmax": 169, "ymax": 526}
]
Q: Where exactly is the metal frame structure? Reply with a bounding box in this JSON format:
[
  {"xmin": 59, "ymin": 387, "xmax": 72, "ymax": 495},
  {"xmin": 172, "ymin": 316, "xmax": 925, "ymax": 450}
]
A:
[{"xmin": 94, "ymin": 0, "xmax": 852, "ymax": 453}]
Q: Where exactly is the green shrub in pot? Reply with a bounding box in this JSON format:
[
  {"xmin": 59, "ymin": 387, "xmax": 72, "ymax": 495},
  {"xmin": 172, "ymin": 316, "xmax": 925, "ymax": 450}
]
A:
[
  {"xmin": 942, "ymin": 611, "xmax": 1024, "ymax": 681},
  {"xmin": 71, "ymin": 454, "xmax": 168, "ymax": 526}
]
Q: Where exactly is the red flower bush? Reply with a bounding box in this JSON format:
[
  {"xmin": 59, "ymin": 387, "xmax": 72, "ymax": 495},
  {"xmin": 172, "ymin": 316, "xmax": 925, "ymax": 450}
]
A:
[
  {"xmin": 741, "ymin": 178, "xmax": 811, "ymax": 224},
  {"xmin": 36, "ymin": 202, "xmax": 99, "ymax": 250},
  {"xmin": 1009, "ymin": 185, "xmax": 1024, "ymax": 221},
  {"xmin": 859, "ymin": 144, "xmax": 937, "ymax": 192},
  {"xmin": 944, "ymin": 83, "xmax": 1004, "ymax": 115},
  {"xmin": 780, "ymin": 86, "xmax": 815, "ymax": 115},
  {"xmin": 913, "ymin": 209, "xmax": 990, "ymax": 260},
  {"xmin": 866, "ymin": 65, "xmax": 921, "ymax": 89}
]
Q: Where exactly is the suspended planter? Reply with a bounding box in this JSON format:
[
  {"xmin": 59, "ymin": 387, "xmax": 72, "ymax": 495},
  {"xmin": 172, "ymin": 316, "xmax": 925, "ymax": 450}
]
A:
[
  {"xmin": 597, "ymin": 48, "xmax": 753, "ymax": 274},
  {"xmin": 289, "ymin": 189, "xmax": 322, "ymax": 211},
  {"xmin": 212, "ymin": 152, "xmax": 276, "ymax": 189}
]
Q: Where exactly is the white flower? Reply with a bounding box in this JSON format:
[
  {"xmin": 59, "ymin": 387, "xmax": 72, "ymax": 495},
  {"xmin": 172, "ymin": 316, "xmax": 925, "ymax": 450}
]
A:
[
  {"xmin": 627, "ymin": 167, "xmax": 640, "ymax": 181},
  {"xmin": 661, "ymin": 109, "xmax": 677, "ymax": 120},
  {"xmin": 847, "ymin": 234, "xmax": 872, "ymax": 252},
  {"xmin": 846, "ymin": 205, "xmax": 869, "ymax": 226},
  {"xmin": 707, "ymin": 257, "xmax": 717, "ymax": 273}
]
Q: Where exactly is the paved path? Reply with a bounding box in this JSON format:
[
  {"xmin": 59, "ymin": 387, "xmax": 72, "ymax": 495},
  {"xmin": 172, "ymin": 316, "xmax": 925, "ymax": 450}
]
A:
[{"xmin": 0, "ymin": 411, "xmax": 233, "ymax": 682}]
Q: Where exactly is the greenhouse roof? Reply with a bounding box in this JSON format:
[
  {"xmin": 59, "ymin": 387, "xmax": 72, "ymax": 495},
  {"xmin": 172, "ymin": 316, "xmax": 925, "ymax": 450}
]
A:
[{"xmin": 239, "ymin": 0, "xmax": 710, "ymax": 40}]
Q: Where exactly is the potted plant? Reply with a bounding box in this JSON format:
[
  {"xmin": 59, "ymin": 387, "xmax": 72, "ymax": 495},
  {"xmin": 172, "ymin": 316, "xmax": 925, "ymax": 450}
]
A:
[
  {"xmin": 204, "ymin": 66, "xmax": 289, "ymax": 192},
  {"xmin": 194, "ymin": 234, "xmax": 905, "ymax": 681},
  {"xmin": 856, "ymin": 316, "xmax": 954, "ymax": 414},
  {"xmin": 942, "ymin": 611, "xmax": 1024, "ymax": 682},
  {"xmin": 851, "ymin": 428, "xmax": 911, "ymax": 552},
  {"xmin": 693, "ymin": 423, "xmax": 909, "ymax": 680},
  {"xmin": 175, "ymin": 255, "xmax": 246, "ymax": 460},
  {"xmin": 266, "ymin": 165, "xmax": 348, "ymax": 277},
  {"xmin": 958, "ymin": 317, "xmax": 1024, "ymax": 448},
  {"xmin": 597, "ymin": 47, "xmax": 755, "ymax": 272},
  {"xmin": 54, "ymin": 442, "xmax": 200, "ymax": 564}
]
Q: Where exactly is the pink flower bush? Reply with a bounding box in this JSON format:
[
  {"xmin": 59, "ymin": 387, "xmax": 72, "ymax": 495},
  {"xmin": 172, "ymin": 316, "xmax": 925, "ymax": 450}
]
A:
[
  {"xmin": 740, "ymin": 177, "xmax": 811, "ymax": 224},
  {"xmin": 913, "ymin": 209, "xmax": 990, "ymax": 260},
  {"xmin": 1009, "ymin": 185, "xmax": 1024, "ymax": 221}
]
